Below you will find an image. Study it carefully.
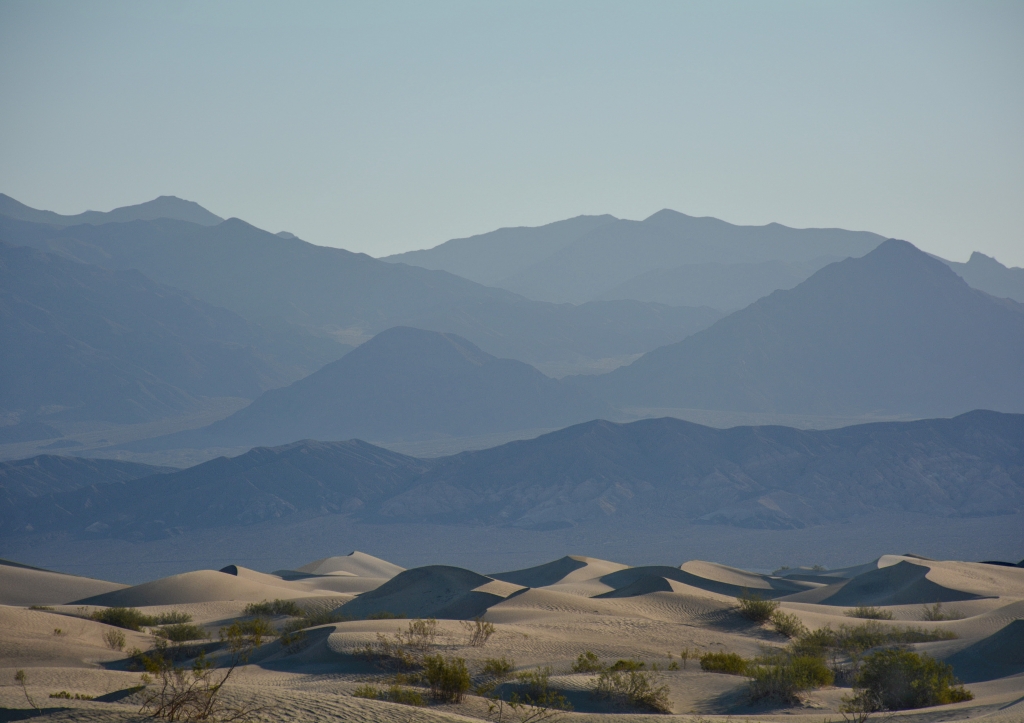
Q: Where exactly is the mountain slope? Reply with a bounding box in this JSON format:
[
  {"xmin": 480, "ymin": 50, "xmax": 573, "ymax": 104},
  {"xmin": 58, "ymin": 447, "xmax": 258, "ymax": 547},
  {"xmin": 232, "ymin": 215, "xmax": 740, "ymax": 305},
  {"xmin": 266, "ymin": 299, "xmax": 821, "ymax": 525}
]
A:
[
  {"xmin": 944, "ymin": 252, "xmax": 1024, "ymax": 304},
  {"xmin": 388, "ymin": 209, "xmax": 885, "ymax": 304},
  {"xmin": 3, "ymin": 412, "xmax": 1020, "ymax": 538},
  {"xmin": 151, "ymin": 327, "xmax": 615, "ymax": 449},
  {"xmin": 383, "ymin": 214, "xmax": 617, "ymax": 286},
  {"xmin": 0, "ymin": 241, "xmax": 344, "ymax": 424},
  {"xmin": 0, "ymin": 194, "xmax": 223, "ymax": 227},
  {"xmin": 580, "ymin": 239, "xmax": 1024, "ymax": 417},
  {"xmin": 0, "ymin": 213, "xmax": 720, "ymax": 370}
]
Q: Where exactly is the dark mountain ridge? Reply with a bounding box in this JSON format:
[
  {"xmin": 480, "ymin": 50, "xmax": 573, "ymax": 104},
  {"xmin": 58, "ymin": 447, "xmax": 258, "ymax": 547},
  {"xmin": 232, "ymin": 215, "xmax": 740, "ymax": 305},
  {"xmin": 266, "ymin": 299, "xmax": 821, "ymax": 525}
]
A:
[
  {"xmin": 4, "ymin": 411, "xmax": 1020, "ymax": 538},
  {"xmin": 579, "ymin": 239, "xmax": 1024, "ymax": 417},
  {"xmin": 0, "ymin": 193, "xmax": 223, "ymax": 227},
  {"xmin": 131, "ymin": 326, "xmax": 615, "ymax": 450}
]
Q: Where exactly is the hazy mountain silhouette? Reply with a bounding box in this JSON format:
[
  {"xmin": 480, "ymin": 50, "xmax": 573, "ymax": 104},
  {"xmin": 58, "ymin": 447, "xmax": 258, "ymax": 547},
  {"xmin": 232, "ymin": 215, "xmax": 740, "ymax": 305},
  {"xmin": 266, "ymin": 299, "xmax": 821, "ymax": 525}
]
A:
[
  {"xmin": 4, "ymin": 411, "xmax": 1020, "ymax": 538},
  {"xmin": 0, "ymin": 210, "xmax": 720, "ymax": 370},
  {"xmin": 384, "ymin": 214, "xmax": 616, "ymax": 286},
  {"xmin": 0, "ymin": 194, "xmax": 223, "ymax": 227},
  {"xmin": 0, "ymin": 241, "xmax": 345, "ymax": 425},
  {"xmin": 141, "ymin": 327, "xmax": 615, "ymax": 449},
  {"xmin": 386, "ymin": 209, "xmax": 885, "ymax": 304},
  {"xmin": 943, "ymin": 252, "xmax": 1024, "ymax": 304},
  {"xmin": 596, "ymin": 258, "xmax": 836, "ymax": 310},
  {"xmin": 579, "ymin": 239, "xmax": 1024, "ymax": 417}
]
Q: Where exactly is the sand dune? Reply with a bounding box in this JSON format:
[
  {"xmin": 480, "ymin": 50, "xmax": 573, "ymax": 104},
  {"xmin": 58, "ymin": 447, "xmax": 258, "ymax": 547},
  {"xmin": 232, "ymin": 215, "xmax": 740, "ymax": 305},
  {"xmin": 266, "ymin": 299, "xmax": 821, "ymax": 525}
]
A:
[
  {"xmin": 0, "ymin": 560, "xmax": 125, "ymax": 606},
  {"xmin": 490, "ymin": 555, "xmax": 627, "ymax": 588},
  {"xmin": 600, "ymin": 562, "xmax": 813, "ymax": 599},
  {"xmin": 946, "ymin": 619, "xmax": 1024, "ymax": 682},
  {"xmin": 339, "ymin": 565, "xmax": 522, "ymax": 620},
  {"xmin": 292, "ymin": 550, "xmax": 405, "ymax": 578}
]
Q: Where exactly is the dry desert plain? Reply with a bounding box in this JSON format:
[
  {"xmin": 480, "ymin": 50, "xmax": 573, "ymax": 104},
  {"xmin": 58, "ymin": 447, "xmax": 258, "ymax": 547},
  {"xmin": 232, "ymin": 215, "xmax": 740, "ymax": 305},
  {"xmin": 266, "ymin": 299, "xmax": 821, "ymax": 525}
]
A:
[{"xmin": 2, "ymin": 551, "xmax": 1023, "ymax": 723}]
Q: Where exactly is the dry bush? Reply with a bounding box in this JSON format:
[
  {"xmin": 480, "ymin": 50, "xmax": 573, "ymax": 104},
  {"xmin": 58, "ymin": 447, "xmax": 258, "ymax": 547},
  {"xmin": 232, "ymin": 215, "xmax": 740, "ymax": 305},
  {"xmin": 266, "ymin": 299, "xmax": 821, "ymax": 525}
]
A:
[
  {"xmin": 571, "ymin": 651, "xmax": 604, "ymax": 673},
  {"xmin": 921, "ymin": 603, "xmax": 965, "ymax": 621},
  {"xmin": 737, "ymin": 591, "xmax": 779, "ymax": 623},
  {"xmin": 488, "ymin": 666, "xmax": 572, "ymax": 723},
  {"xmin": 845, "ymin": 606, "xmax": 894, "ymax": 620},
  {"xmin": 154, "ymin": 624, "xmax": 210, "ymax": 643},
  {"xmin": 748, "ymin": 653, "xmax": 833, "ymax": 703},
  {"xmin": 849, "ymin": 648, "xmax": 972, "ymax": 712},
  {"xmin": 103, "ymin": 628, "xmax": 127, "ymax": 651},
  {"xmin": 243, "ymin": 599, "xmax": 302, "ymax": 617},
  {"xmin": 423, "ymin": 654, "xmax": 470, "ymax": 703},
  {"xmin": 700, "ymin": 651, "xmax": 748, "ymax": 675},
  {"xmin": 15, "ymin": 670, "xmax": 39, "ymax": 712},
  {"xmin": 464, "ymin": 617, "xmax": 497, "ymax": 647},
  {"xmin": 770, "ymin": 610, "xmax": 807, "ymax": 639},
  {"xmin": 593, "ymin": 666, "xmax": 670, "ymax": 713},
  {"xmin": 91, "ymin": 607, "xmax": 155, "ymax": 631},
  {"xmin": 50, "ymin": 691, "xmax": 93, "ymax": 700}
]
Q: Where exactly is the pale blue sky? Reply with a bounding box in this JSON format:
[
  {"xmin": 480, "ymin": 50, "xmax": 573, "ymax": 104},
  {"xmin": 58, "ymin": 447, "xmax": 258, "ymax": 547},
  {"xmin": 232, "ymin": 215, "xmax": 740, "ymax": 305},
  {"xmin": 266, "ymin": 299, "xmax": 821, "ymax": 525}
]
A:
[{"xmin": 1, "ymin": 1, "xmax": 1022, "ymax": 265}]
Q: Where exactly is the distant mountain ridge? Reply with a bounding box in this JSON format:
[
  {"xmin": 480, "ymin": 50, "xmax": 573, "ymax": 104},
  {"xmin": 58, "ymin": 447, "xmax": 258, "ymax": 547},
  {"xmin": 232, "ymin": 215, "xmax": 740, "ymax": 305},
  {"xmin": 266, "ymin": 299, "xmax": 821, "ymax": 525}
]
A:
[
  {"xmin": 0, "ymin": 241, "xmax": 344, "ymax": 425},
  {"xmin": 386, "ymin": 209, "xmax": 886, "ymax": 305},
  {"xmin": 0, "ymin": 194, "xmax": 223, "ymax": 227},
  {"xmin": 2, "ymin": 411, "xmax": 1020, "ymax": 538},
  {"xmin": 942, "ymin": 252, "xmax": 1024, "ymax": 304},
  {"xmin": 0, "ymin": 210, "xmax": 721, "ymax": 371},
  {"xmin": 579, "ymin": 239, "xmax": 1024, "ymax": 417},
  {"xmin": 132, "ymin": 326, "xmax": 615, "ymax": 450}
]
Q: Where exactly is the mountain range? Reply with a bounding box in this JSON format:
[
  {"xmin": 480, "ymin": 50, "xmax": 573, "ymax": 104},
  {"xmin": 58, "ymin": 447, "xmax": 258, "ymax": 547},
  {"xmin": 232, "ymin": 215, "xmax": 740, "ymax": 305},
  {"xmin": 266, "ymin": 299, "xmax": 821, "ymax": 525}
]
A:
[
  {"xmin": 579, "ymin": 239, "xmax": 1024, "ymax": 417},
  {"xmin": 2, "ymin": 411, "xmax": 1020, "ymax": 539},
  {"xmin": 137, "ymin": 326, "xmax": 613, "ymax": 450},
  {"xmin": 0, "ymin": 193, "xmax": 223, "ymax": 227}
]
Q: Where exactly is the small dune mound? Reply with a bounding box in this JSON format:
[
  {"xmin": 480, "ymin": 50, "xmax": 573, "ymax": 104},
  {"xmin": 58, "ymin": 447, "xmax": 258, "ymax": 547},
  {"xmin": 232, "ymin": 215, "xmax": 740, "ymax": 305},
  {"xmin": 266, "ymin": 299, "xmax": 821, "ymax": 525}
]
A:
[
  {"xmin": 0, "ymin": 559, "xmax": 126, "ymax": 606},
  {"xmin": 946, "ymin": 619, "xmax": 1024, "ymax": 682},
  {"xmin": 73, "ymin": 569, "xmax": 317, "ymax": 606},
  {"xmin": 783, "ymin": 560, "xmax": 988, "ymax": 607},
  {"xmin": 596, "ymin": 575, "xmax": 680, "ymax": 598},
  {"xmin": 601, "ymin": 563, "xmax": 810, "ymax": 599},
  {"xmin": 292, "ymin": 551, "xmax": 404, "ymax": 578},
  {"xmin": 491, "ymin": 555, "xmax": 627, "ymax": 588},
  {"xmin": 339, "ymin": 565, "xmax": 520, "ymax": 620}
]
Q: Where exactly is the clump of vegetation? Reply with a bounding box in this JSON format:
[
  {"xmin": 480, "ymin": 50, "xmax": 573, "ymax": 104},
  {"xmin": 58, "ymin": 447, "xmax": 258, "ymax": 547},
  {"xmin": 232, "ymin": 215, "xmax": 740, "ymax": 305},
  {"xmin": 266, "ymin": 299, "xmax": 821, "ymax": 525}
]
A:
[
  {"xmin": 366, "ymin": 611, "xmax": 405, "ymax": 619},
  {"xmin": 845, "ymin": 606, "xmax": 894, "ymax": 620},
  {"xmin": 482, "ymin": 656, "xmax": 515, "ymax": 678},
  {"xmin": 152, "ymin": 611, "xmax": 193, "ymax": 625},
  {"xmin": 463, "ymin": 616, "xmax": 496, "ymax": 647},
  {"xmin": 844, "ymin": 648, "xmax": 972, "ymax": 712},
  {"xmin": 52, "ymin": 627, "xmax": 65, "ymax": 636},
  {"xmin": 700, "ymin": 651, "xmax": 749, "ymax": 675},
  {"xmin": 737, "ymin": 591, "xmax": 779, "ymax": 623},
  {"xmin": 15, "ymin": 670, "xmax": 40, "ymax": 712},
  {"xmin": 277, "ymin": 604, "xmax": 350, "ymax": 650},
  {"xmin": 355, "ymin": 618, "xmax": 441, "ymax": 672},
  {"xmin": 103, "ymin": 628, "xmax": 127, "ymax": 651},
  {"xmin": 921, "ymin": 602, "xmax": 965, "ymax": 621},
  {"xmin": 571, "ymin": 651, "xmax": 604, "ymax": 673},
  {"xmin": 243, "ymin": 599, "xmax": 303, "ymax": 617},
  {"xmin": 594, "ymin": 665, "xmax": 670, "ymax": 713},
  {"xmin": 90, "ymin": 607, "xmax": 154, "ymax": 631},
  {"xmin": 748, "ymin": 652, "xmax": 834, "ymax": 703},
  {"xmin": 678, "ymin": 648, "xmax": 699, "ymax": 669},
  {"xmin": 137, "ymin": 618, "xmax": 272, "ymax": 721},
  {"xmin": 423, "ymin": 654, "xmax": 471, "ymax": 703},
  {"xmin": 153, "ymin": 623, "xmax": 210, "ymax": 643},
  {"xmin": 50, "ymin": 691, "xmax": 93, "ymax": 700},
  {"xmin": 770, "ymin": 610, "xmax": 807, "ymax": 639},
  {"xmin": 351, "ymin": 683, "xmax": 425, "ymax": 706},
  {"xmin": 29, "ymin": 605, "xmax": 55, "ymax": 611}
]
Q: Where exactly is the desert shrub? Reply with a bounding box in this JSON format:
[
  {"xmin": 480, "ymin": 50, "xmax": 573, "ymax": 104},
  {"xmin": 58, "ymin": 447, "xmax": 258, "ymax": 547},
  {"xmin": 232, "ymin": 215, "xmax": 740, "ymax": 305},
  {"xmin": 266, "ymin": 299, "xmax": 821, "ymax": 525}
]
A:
[
  {"xmin": 52, "ymin": 627, "xmax": 65, "ymax": 636},
  {"xmin": 679, "ymin": 648, "xmax": 699, "ymax": 669},
  {"xmin": 103, "ymin": 628, "xmax": 127, "ymax": 651},
  {"xmin": 668, "ymin": 660, "xmax": 679, "ymax": 671},
  {"xmin": 383, "ymin": 684, "xmax": 426, "ymax": 706},
  {"xmin": 423, "ymin": 654, "xmax": 471, "ymax": 702},
  {"xmin": 463, "ymin": 617, "xmax": 496, "ymax": 647},
  {"xmin": 845, "ymin": 606, "xmax": 894, "ymax": 620},
  {"xmin": 594, "ymin": 667, "xmax": 670, "ymax": 712},
  {"xmin": 851, "ymin": 648, "xmax": 972, "ymax": 711},
  {"xmin": 91, "ymin": 607, "xmax": 155, "ymax": 631},
  {"xmin": 15, "ymin": 670, "xmax": 39, "ymax": 712},
  {"xmin": 770, "ymin": 610, "xmax": 807, "ymax": 638},
  {"xmin": 280, "ymin": 607, "xmax": 348, "ymax": 644},
  {"xmin": 352, "ymin": 684, "xmax": 380, "ymax": 699},
  {"xmin": 366, "ymin": 611, "xmax": 405, "ymax": 619},
  {"xmin": 29, "ymin": 605, "xmax": 55, "ymax": 611},
  {"xmin": 154, "ymin": 623, "xmax": 210, "ymax": 643},
  {"xmin": 921, "ymin": 602, "xmax": 965, "ymax": 621},
  {"xmin": 487, "ymin": 666, "xmax": 572, "ymax": 721},
  {"xmin": 737, "ymin": 591, "xmax": 779, "ymax": 623},
  {"xmin": 50, "ymin": 691, "xmax": 93, "ymax": 700},
  {"xmin": 748, "ymin": 654, "xmax": 834, "ymax": 703},
  {"xmin": 244, "ymin": 599, "xmax": 303, "ymax": 617},
  {"xmin": 571, "ymin": 651, "xmax": 604, "ymax": 673},
  {"xmin": 482, "ymin": 656, "xmax": 515, "ymax": 678},
  {"xmin": 152, "ymin": 611, "xmax": 192, "ymax": 625},
  {"xmin": 700, "ymin": 651, "xmax": 748, "ymax": 675},
  {"xmin": 609, "ymin": 659, "xmax": 645, "ymax": 672},
  {"xmin": 403, "ymin": 618, "xmax": 439, "ymax": 650}
]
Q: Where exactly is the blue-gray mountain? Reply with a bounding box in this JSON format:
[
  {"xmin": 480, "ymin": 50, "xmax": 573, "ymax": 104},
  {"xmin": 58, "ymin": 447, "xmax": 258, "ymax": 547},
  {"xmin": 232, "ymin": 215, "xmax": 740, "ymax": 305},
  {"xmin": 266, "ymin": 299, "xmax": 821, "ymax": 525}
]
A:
[
  {"xmin": 2, "ymin": 411, "xmax": 1020, "ymax": 538},
  {"xmin": 0, "ymin": 207, "xmax": 721, "ymax": 371},
  {"xmin": 0, "ymin": 193, "xmax": 223, "ymax": 227},
  {"xmin": 577, "ymin": 239, "xmax": 1024, "ymax": 417},
  {"xmin": 0, "ymin": 242, "xmax": 345, "ymax": 425},
  {"xmin": 130, "ymin": 327, "xmax": 614, "ymax": 450}
]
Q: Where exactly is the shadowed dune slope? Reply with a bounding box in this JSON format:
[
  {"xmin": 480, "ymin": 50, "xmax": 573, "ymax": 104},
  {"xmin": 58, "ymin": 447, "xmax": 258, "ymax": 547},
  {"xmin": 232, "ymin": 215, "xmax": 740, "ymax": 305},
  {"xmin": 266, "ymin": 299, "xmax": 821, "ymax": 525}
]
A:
[
  {"xmin": 338, "ymin": 565, "xmax": 524, "ymax": 620},
  {"xmin": 782, "ymin": 560, "xmax": 990, "ymax": 606},
  {"xmin": 946, "ymin": 620, "xmax": 1024, "ymax": 682},
  {"xmin": 600, "ymin": 564, "xmax": 813, "ymax": 599},
  {"xmin": 596, "ymin": 575, "xmax": 680, "ymax": 598},
  {"xmin": 0, "ymin": 560, "xmax": 126, "ymax": 606}
]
